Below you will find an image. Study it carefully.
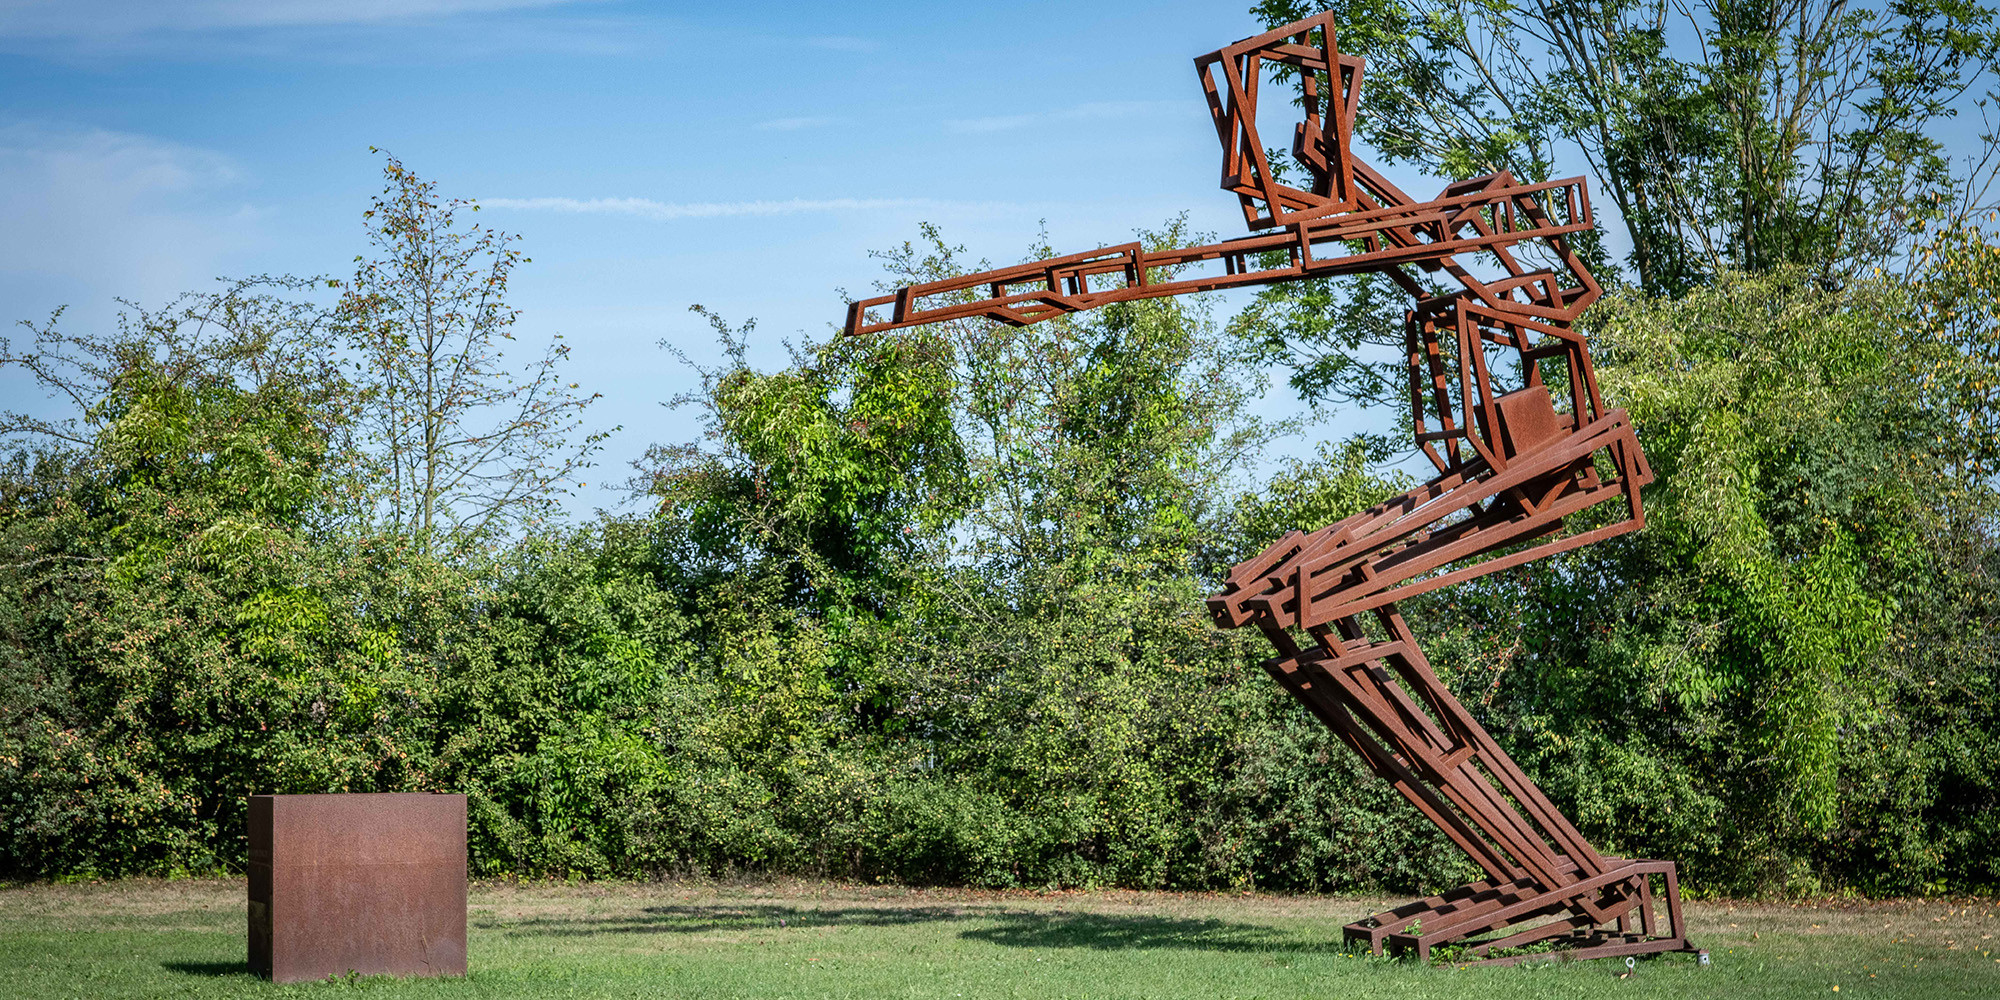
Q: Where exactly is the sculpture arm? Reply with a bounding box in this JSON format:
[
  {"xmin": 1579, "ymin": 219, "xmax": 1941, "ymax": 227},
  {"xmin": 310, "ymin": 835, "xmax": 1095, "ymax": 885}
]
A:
[{"xmin": 842, "ymin": 174, "xmax": 1597, "ymax": 338}]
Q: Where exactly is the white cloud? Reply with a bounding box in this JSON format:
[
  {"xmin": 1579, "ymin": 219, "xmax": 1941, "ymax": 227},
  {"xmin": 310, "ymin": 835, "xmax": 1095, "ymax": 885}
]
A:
[
  {"xmin": 754, "ymin": 116, "xmax": 839, "ymax": 132},
  {"xmin": 946, "ymin": 100, "xmax": 1179, "ymax": 135},
  {"xmin": 482, "ymin": 195, "xmax": 1011, "ymax": 221},
  {"xmin": 0, "ymin": 0, "xmax": 648, "ymax": 61},
  {"xmin": 0, "ymin": 0, "xmax": 592, "ymax": 37},
  {"xmin": 0, "ymin": 123, "xmax": 263, "ymax": 302}
]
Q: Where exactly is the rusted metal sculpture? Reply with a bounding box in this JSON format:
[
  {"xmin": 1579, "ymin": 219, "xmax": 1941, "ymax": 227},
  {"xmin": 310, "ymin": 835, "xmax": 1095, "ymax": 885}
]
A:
[{"xmin": 843, "ymin": 14, "xmax": 1699, "ymax": 966}]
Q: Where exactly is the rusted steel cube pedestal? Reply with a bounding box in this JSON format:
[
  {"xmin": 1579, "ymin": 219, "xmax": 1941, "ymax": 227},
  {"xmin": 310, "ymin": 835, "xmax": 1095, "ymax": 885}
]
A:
[{"xmin": 248, "ymin": 793, "xmax": 467, "ymax": 983}]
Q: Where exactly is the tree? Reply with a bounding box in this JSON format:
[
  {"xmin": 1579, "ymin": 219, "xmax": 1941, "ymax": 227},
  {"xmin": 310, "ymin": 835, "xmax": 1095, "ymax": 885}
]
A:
[
  {"xmin": 2, "ymin": 287, "xmax": 348, "ymax": 460},
  {"xmin": 857, "ymin": 220, "xmax": 1290, "ymax": 588},
  {"xmin": 1228, "ymin": 0, "xmax": 2000, "ymax": 423},
  {"xmin": 337, "ymin": 150, "xmax": 607, "ymax": 558},
  {"xmin": 1253, "ymin": 0, "xmax": 2000, "ymax": 291},
  {"xmin": 1913, "ymin": 220, "xmax": 2000, "ymax": 489},
  {"xmin": 0, "ymin": 288, "xmax": 396, "ymax": 877}
]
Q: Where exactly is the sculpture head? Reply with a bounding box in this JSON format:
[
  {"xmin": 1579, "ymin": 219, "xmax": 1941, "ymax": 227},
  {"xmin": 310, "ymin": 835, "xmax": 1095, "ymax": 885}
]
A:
[{"xmin": 1194, "ymin": 12, "xmax": 1365, "ymax": 231}]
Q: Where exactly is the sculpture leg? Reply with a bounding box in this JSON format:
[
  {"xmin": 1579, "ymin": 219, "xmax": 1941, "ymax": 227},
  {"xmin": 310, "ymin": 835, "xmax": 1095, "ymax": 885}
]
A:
[{"xmin": 1259, "ymin": 605, "xmax": 1693, "ymax": 964}]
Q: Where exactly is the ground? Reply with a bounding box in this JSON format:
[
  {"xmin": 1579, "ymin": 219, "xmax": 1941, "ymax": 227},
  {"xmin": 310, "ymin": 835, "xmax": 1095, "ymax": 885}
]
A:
[{"xmin": 0, "ymin": 878, "xmax": 1995, "ymax": 998}]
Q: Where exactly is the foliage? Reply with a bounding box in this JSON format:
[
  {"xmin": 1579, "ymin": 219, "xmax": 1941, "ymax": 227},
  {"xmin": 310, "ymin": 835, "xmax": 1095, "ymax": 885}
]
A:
[
  {"xmin": 1256, "ymin": 0, "xmax": 2000, "ymax": 293},
  {"xmin": 1241, "ymin": 0, "xmax": 2000, "ymax": 416},
  {"xmin": 1458, "ymin": 267, "xmax": 1997, "ymax": 895},
  {"xmin": 337, "ymin": 150, "xmax": 608, "ymax": 558},
  {"xmin": 4, "ymin": 143, "xmax": 2000, "ymax": 904},
  {"xmin": 1913, "ymin": 219, "xmax": 2000, "ymax": 485},
  {"xmin": 0, "ymin": 291, "xmax": 434, "ymax": 876}
]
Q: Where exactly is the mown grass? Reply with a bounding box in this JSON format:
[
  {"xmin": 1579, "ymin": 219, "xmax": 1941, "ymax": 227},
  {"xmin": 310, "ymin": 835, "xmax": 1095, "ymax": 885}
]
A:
[{"xmin": 1, "ymin": 878, "xmax": 1995, "ymax": 998}]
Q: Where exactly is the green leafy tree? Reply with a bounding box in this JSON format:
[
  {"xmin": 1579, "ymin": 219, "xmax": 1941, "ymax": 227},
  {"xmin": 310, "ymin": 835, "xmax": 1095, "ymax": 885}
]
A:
[
  {"xmin": 1444, "ymin": 268, "xmax": 1992, "ymax": 894},
  {"xmin": 338, "ymin": 151, "xmax": 608, "ymax": 558},
  {"xmin": 642, "ymin": 303, "xmax": 970, "ymax": 617},
  {"xmin": 1913, "ymin": 220, "xmax": 2000, "ymax": 487},
  {"xmin": 1257, "ymin": 0, "xmax": 2000, "ymax": 291},
  {"xmin": 859, "ymin": 220, "xmax": 1288, "ymax": 586},
  {"xmin": 0, "ymin": 288, "xmax": 448, "ymax": 876},
  {"xmin": 1238, "ymin": 0, "xmax": 2000, "ymax": 418}
]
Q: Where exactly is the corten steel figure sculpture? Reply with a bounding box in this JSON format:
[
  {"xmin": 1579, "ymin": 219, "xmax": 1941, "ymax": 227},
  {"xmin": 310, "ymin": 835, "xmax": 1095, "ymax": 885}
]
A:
[{"xmin": 842, "ymin": 14, "xmax": 1699, "ymax": 966}]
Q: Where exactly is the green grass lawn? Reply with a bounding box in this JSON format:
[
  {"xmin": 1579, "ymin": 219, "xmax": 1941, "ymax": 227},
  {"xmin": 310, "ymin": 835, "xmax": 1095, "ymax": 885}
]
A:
[{"xmin": 2, "ymin": 878, "xmax": 1995, "ymax": 998}]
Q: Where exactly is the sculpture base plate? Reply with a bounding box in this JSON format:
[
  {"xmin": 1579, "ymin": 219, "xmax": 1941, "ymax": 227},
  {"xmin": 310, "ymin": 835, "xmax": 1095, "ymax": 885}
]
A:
[{"xmin": 1343, "ymin": 860, "xmax": 1691, "ymax": 966}]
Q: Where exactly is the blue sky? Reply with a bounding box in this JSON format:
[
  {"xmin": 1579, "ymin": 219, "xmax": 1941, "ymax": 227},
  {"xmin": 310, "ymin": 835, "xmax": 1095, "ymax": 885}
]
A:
[
  {"xmin": 7, "ymin": 5, "xmax": 1992, "ymax": 524},
  {"xmin": 0, "ymin": 0, "xmax": 1396, "ymax": 515}
]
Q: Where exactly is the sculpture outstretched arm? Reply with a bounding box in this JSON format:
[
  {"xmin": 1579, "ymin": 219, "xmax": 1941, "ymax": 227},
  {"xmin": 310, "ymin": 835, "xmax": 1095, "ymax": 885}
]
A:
[
  {"xmin": 840, "ymin": 173, "xmax": 1594, "ymax": 338},
  {"xmin": 839, "ymin": 10, "xmax": 1648, "ymax": 633}
]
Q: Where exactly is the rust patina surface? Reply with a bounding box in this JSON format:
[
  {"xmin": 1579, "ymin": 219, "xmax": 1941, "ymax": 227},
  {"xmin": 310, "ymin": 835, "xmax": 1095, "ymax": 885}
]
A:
[{"xmin": 248, "ymin": 793, "xmax": 467, "ymax": 982}]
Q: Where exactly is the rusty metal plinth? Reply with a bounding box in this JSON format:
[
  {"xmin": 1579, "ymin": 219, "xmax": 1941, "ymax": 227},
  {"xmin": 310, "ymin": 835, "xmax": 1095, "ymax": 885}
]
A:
[{"xmin": 247, "ymin": 793, "xmax": 467, "ymax": 983}]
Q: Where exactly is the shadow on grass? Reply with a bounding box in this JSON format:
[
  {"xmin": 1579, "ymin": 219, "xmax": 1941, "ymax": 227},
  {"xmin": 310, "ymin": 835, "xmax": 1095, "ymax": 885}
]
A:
[
  {"xmin": 962, "ymin": 911, "xmax": 1340, "ymax": 955},
  {"xmin": 483, "ymin": 903, "xmax": 1342, "ymax": 955},
  {"xmin": 481, "ymin": 903, "xmax": 973, "ymax": 937},
  {"xmin": 161, "ymin": 960, "xmax": 254, "ymax": 978}
]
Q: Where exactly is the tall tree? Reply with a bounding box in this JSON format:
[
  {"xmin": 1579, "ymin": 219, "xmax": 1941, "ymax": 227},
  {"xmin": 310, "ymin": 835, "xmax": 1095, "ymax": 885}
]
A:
[
  {"xmin": 1232, "ymin": 0, "xmax": 2000, "ymax": 417},
  {"xmin": 1249, "ymin": 0, "xmax": 2000, "ymax": 313},
  {"xmin": 338, "ymin": 151, "xmax": 607, "ymax": 558}
]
